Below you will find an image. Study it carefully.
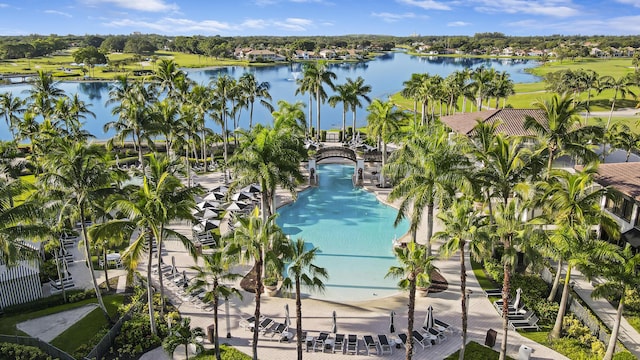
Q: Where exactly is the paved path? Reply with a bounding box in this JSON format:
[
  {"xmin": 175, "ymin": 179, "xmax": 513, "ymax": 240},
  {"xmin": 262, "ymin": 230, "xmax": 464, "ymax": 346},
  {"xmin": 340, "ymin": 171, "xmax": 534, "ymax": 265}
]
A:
[
  {"xmin": 570, "ymin": 269, "xmax": 640, "ymax": 358},
  {"xmin": 17, "ymin": 304, "xmax": 98, "ymax": 342},
  {"xmin": 139, "ymin": 168, "xmax": 570, "ymax": 360}
]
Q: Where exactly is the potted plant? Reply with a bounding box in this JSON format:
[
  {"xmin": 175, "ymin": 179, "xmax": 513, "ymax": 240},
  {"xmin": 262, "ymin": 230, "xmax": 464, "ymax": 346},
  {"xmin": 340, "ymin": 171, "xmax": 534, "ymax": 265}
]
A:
[{"xmin": 264, "ymin": 276, "xmax": 280, "ymax": 296}]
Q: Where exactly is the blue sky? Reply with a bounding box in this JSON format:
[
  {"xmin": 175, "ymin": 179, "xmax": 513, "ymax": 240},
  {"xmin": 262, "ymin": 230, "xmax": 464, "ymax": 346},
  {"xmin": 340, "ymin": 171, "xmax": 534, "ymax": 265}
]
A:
[{"xmin": 1, "ymin": 0, "xmax": 640, "ymax": 37}]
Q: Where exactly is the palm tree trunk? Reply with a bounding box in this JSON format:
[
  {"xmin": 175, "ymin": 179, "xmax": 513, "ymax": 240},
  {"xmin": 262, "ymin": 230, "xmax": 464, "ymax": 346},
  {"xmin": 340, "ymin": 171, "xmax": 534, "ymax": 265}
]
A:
[
  {"xmin": 249, "ymin": 102, "xmax": 255, "ymax": 129},
  {"xmin": 54, "ymin": 250, "xmax": 67, "ymax": 303},
  {"xmin": 550, "ymin": 265, "xmax": 572, "ymax": 339},
  {"xmin": 147, "ymin": 234, "xmax": 157, "ymax": 335},
  {"xmin": 606, "ymin": 93, "xmax": 617, "ymax": 130},
  {"xmin": 547, "ymin": 258, "xmax": 563, "ymax": 301},
  {"xmin": 222, "ymin": 115, "xmax": 228, "ymax": 183},
  {"xmin": 426, "ymin": 204, "xmax": 434, "ymax": 256},
  {"xmin": 158, "ymin": 228, "xmax": 165, "ymax": 317},
  {"xmin": 406, "ymin": 276, "xmax": 416, "ymax": 360},
  {"xmin": 604, "ymin": 292, "xmax": 624, "ymax": 360},
  {"xmin": 413, "ymin": 100, "xmax": 418, "ymax": 127},
  {"xmin": 135, "ymin": 131, "xmax": 144, "ymax": 168},
  {"xmin": 308, "ymin": 94, "xmax": 313, "ymax": 137},
  {"xmin": 213, "ymin": 286, "xmax": 221, "ymax": 360},
  {"xmin": 295, "ymin": 278, "xmax": 303, "ymax": 360},
  {"xmin": 352, "ymin": 109, "xmax": 357, "ymax": 138},
  {"xmin": 342, "ymin": 106, "xmax": 347, "ymax": 142},
  {"xmin": 462, "ymin": 97, "xmax": 467, "ymax": 114},
  {"xmin": 252, "ymin": 258, "xmax": 263, "ymax": 360},
  {"xmin": 316, "ymin": 89, "xmax": 321, "ymax": 141},
  {"xmin": 459, "ymin": 245, "xmax": 468, "ymax": 360},
  {"xmin": 80, "ymin": 208, "xmax": 110, "ymax": 322},
  {"xmin": 499, "ymin": 235, "xmax": 512, "ymax": 360},
  {"xmin": 102, "ymin": 248, "xmax": 111, "ymax": 291}
]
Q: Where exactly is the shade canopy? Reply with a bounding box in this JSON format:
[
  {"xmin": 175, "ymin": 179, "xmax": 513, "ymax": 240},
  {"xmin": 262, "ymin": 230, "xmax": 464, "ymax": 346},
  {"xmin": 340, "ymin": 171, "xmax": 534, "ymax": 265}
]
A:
[
  {"xmin": 423, "ymin": 305, "xmax": 434, "ymax": 330},
  {"xmin": 332, "ymin": 311, "xmax": 337, "ymax": 334},
  {"xmin": 389, "ymin": 311, "xmax": 396, "ymax": 334}
]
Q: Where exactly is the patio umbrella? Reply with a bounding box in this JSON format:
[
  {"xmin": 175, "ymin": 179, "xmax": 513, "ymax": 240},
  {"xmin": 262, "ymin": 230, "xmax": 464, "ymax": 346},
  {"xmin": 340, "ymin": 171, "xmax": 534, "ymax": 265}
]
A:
[
  {"xmin": 197, "ymin": 201, "xmax": 219, "ymax": 210},
  {"xmin": 423, "ymin": 305, "xmax": 434, "ymax": 330},
  {"xmin": 284, "ymin": 304, "xmax": 291, "ymax": 330},
  {"xmin": 211, "ymin": 185, "xmax": 229, "ymax": 194},
  {"xmin": 241, "ymin": 184, "xmax": 261, "ymax": 193},
  {"xmin": 513, "ymin": 288, "xmax": 522, "ymax": 309},
  {"xmin": 332, "ymin": 311, "xmax": 337, "ymax": 334},
  {"xmin": 200, "ymin": 209, "xmax": 218, "ymax": 220},
  {"xmin": 231, "ymin": 191, "xmax": 254, "ymax": 201},
  {"xmin": 204, "ymin": 192, "xmax": 224, "ymax": 201},
  {"xmin": 227, "ymin": 201, "xmax": 249, "ymax": 212},
  {"xmin": 389, "ymin": 311, "xmax": 396, "ymax": 334}
]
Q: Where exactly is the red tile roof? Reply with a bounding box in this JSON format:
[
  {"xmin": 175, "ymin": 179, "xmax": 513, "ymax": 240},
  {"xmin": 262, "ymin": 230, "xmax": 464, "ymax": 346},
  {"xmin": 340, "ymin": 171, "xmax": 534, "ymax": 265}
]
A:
[{"xmin": 440, "ymin": 109, "xmax": 547, "ymax": 136}]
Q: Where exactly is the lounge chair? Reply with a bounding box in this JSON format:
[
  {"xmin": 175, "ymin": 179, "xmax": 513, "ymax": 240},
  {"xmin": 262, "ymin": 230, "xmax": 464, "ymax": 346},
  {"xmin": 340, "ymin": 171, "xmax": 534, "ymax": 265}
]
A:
[
  {"xmin": 346, "ymin": 334, "xmax": 358, "ymax": 355},
  {"xmin": 412, "ymin": 330, "xmax": 432, "ymax": 349},
  {"xmin": 377, "ymin": 334, "xmax": 392, "ymax": 355},
  {"xmin": 363, "ymin": 335, "xmax": 377, "ymax": 355},
  {"xmin": 507, "ymin": 309, "xmax": 535, "ymax": 321},
  {"xmin": 434, "ymin": 319, "xmax": 453, "ymax": 333},
  {"xmin": 421, "ymin": 326, "xmax": 444, "ymax": 343},
  {"xmin": 509, "ymin": 315, "xmax": 540, "ymax": 331},
  {"xmin": 484, "ymin": 288, "xmax": 502, "ymax": 297},
  {"xmin": 333, "ymin": 334, "xmax": 345, "ymax": 353},
  {"xmin": 397, "ymin": 333, "xmax": 408, "ymax": 348},
  {"xmin": 313, "ymin": 332, "xmax": 329, "ymax": 352},
  {"xmin": 248, "ymin": 317, "xmax": 273, "ymax": 333},
  {"xmin": 265, "ymin": 323, "xmax": 287, "ymax": 340}
]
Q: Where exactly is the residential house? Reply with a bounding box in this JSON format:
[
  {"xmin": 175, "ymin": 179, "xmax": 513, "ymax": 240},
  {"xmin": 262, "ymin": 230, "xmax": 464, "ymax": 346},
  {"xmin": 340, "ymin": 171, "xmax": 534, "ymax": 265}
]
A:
[{"xmin": 244, "ymin": 49, "xmax": 285, "ymax": 62}]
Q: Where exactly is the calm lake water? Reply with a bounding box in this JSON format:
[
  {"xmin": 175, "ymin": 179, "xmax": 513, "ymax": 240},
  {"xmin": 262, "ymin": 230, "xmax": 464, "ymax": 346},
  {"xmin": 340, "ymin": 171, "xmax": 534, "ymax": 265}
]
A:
[{"xmin": 0, "ymin": 52, "xmax": 540, "ymax": 141}]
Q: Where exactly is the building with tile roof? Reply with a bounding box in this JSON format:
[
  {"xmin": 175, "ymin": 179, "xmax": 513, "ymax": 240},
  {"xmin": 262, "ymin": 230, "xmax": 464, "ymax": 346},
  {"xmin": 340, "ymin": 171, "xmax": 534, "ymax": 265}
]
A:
[{"xmin": 440, "ymin": 108, "xmax": 547, "ymax": 137}]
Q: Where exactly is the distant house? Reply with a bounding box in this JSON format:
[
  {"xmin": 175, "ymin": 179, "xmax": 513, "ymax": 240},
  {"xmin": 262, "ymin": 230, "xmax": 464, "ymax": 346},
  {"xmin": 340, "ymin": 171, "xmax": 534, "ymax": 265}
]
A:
[
  {"xmin": 588, "ymin": 162, "xmax": 640, "ymax": 251},
  {"xmin": 319, "ymin": 49, "xmax": 337, "ymax": 59},
  {"xmin": 245, "ymin": 50, "xmax": 285, "ymax": 62},
  {"xmin": 440, "ymin": 108, "xmax": 546, "ymax": 138}
]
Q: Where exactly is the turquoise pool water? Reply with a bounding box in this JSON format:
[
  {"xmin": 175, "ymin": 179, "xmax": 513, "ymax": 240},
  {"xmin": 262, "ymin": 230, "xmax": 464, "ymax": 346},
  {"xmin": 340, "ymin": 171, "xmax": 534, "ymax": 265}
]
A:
[{"xmin": 277, "ymin": 164, "xmax": 409, "ymax": 302}]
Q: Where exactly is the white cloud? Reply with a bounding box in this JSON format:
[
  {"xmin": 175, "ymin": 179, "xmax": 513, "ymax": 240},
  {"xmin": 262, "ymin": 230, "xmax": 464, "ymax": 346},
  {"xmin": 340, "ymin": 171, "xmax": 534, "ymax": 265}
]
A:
[
  {"xmin": 371, "ymin": 12, "xmax": 419, "ymax": 23},
  {"xmin": 396, "ymin": 0, "xmax": 452, "ymax": 11},
  {"xmin": 447, "ymin": 21, "xmax": 470, "ymax": 27},
  {"xmin": 81, "ymin": 0, "xmax": 179, "ymax": 12},
  {"xmin": 615, "ymin": 0, "xmax": 640, "ymax": 7},
  {"xmin": 273, "ymin": 17, "xmax": 313, "ymax": 31},
  {"xmin": 45, "ymin": 10, "xmax": 73, "ymax": 17},
  {"xmin": 103, "ymin": 17, "xmax": 232, "ymax": 34},
  {"xmin": 241, "ymin": 19, "xmax": 269, "ymax": 29},
  {"xmin": 0, "ymin": 3, "xmax": 8, "ymax": 8},
  {"xmin": 474, "ymin": 0, "xmax": 580, "ymax": 18}
]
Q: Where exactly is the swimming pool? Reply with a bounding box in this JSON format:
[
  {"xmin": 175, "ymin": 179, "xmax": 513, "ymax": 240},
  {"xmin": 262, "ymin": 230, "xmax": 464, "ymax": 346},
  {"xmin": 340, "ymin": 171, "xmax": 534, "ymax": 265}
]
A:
[{"xmin": 277, "ymin": 163, "xmax": 409, "ymax": 302}]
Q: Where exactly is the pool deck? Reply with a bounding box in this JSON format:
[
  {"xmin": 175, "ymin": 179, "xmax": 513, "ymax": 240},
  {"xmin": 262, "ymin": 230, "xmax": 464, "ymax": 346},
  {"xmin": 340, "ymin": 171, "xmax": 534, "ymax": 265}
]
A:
[{"xmin": 144, "ymin": 167, "xmax": 569, "ymax": 360}]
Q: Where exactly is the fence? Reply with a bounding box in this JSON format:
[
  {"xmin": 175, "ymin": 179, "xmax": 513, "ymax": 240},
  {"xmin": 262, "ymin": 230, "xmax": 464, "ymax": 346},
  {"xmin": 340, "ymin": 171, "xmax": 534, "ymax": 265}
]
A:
[
  {"xmin": 568, "ymin": 295, "xmax": 612, "ymax": 345},
  {"xmin": 0, "ymin": 334, "xmax": 75, "ymax": 360},
  {"xmin": 85, "ymin": 290, "xmax": 147, "ymax": 360}
]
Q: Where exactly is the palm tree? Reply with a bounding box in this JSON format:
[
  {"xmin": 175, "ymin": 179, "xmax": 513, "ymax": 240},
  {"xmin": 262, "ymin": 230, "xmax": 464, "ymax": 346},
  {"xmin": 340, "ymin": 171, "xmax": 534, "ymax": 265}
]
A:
[
  {"xmin": 38, "ymin": 140, "xmax": 119, "ymax": 321},
  {"xmin": 0, "ymin": 170, "xmax": 47, "ymax": 265},
  {"xmin": 599, "ymin": 74, "xmax": 637, "ymax": 129},
  {"xmin": 386, "ymin": 242, "xmax": 436, "ymax": 360},
  {"xmin": 91, "ymin": 154, "xmax": 200, "ymax": 334},
  {"xmin": 345, "ymin": 76, "xmax": 372, "ymax": 135},
  {"xmin": 0, "ymin": 92, "xmax": 26, "ymax": 140},
  {"xmin": 25, "ymin": 70, "xmax": 65, "ymax": 119},
  {"xmin": 282, "ymin": 238, "xmax": 328, "ymax": 360},
  {"xmin": 162, "ymin": 317, "xmax": 205, "ymax": 360},
  {"xmin": 239, "ymin": 72, "xmax": 274, "ymax": 128},
  {"xmin": 385, "ymin": 124, "xmax": 470, "ymax": 255},
  {"xmin": 540, "ymin": 167, "xmax": 620, "ymax": 340},
  {"xmin": 469, "ymin": 66, "xmax": 495, "ymax": 111},
  {"xmin": 105, "ymin": 78, "xmax": 157, "ymax": 167},
  {"xmin": 366, "ymin": 99, "xmax": 405, "ymax": 186},
  {"xmin": 151, "ymin": 59, "xmax": 186, "ymax": 98},
  {"xmin": 227, "ymin": 207, "xmax": 288, "ymax": 360},
  {"xmin": 525, "ymin": 93, "xmax": 602, "ymax": 176},
  {"xmin": 229, "ymin": 101, "xmax": 306, "ymax": 222},
  {"xmin": 491, "ymin": 71, "xmax": 515, "ymax": 109},
  {"xmin": 151, "ymin": 98, "xmax": 181, "ymax": 156},
  {"xmin": 328, "ymin": 83, "xmax": 353, "ymax": 140},
  {"xmin": 589, "ymin": 244, "xmax": 640, "ymax": 360},
  {"xmin": 210, "ymin": 75, "xmax": 236, "ymax": 180},
  {"xmin": 580, "ymin": 70, "xmax": 599, "ymax": 120},
  {"xmin": 299, "ymin": 61, "xmax": 336, "ymax": 140},
  {"xmin": 401, "ymin": 74, "xmax": 423, "ymax": 127},
  {"xmin": 433, "ymin": 197, "xmax": 489, "ymax": 360},
  {"xmin": 189, "ymin": 251, "xmax": 242, "ymax": 360}
]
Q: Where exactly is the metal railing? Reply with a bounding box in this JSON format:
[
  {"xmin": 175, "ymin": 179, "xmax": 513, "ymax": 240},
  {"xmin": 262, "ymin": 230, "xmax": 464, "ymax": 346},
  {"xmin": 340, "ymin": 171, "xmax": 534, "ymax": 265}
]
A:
[{"xmin": 0, "ymin": 334, "xmax": 75, "ymax": 360}]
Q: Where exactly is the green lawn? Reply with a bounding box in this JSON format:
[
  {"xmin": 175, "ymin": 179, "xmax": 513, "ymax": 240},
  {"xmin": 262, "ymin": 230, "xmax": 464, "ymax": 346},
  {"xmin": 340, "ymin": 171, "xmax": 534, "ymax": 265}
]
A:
[
  {"xmin": 50, "ymin": 295, "xmax": 124, "ymax": 354},
  {"xmin": 0, "ymin": 294, "xmax": 123, "ymax": 337},
  {"xmin": 445, "ymin": 341, "xmax": 515, "ymax": 360},
  {"xmin": 530, "ymin": 58, "xmax": 637, "ymax": 79}
]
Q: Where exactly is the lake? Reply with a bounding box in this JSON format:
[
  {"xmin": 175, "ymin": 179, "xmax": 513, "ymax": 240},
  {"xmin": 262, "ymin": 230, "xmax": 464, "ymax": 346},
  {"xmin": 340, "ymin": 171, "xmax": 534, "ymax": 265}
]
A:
[{"xmin": 0, "ymin": 52, "xmax": 541, "ymax": 141}]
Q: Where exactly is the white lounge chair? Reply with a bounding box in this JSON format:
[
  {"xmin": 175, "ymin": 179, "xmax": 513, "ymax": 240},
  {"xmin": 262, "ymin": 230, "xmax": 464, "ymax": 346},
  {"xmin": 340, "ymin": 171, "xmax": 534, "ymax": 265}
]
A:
[{"xmin": 377, "ymin": 334, "xmax": 392, "ymax": 355}]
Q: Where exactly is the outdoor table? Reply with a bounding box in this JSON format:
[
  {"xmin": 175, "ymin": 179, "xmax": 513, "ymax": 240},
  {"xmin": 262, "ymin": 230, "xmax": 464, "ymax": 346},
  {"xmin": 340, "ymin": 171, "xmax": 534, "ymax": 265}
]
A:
[{"xmin": 106, "ymin": 253, "xmax": 121, "ymax": 268}]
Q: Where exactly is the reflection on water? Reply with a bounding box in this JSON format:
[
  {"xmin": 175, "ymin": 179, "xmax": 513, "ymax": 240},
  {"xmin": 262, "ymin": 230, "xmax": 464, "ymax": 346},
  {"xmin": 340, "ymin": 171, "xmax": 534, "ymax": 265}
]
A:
[{"xmin": 0, "ymin": 52, "xmax": 541, "ymax": 140}]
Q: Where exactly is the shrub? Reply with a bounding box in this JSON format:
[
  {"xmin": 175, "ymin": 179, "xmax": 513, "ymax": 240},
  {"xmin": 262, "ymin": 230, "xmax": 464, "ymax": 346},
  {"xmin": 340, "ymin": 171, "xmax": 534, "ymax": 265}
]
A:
[
  {"xmin": 483, "ymin": 259, "xmax": 503, "ymax": 284},
  {"xmin": 561, "ymin": 314, "xmax": 605, "ymax": 359},
  {"xmin": 0, "ymin": 342, "xmax": 52, "ymax": 360},
  {"xmin": 193, "ymin": 344, "xmax": 252, "ymax": 360},
  {"xmin": 531, "ymin": 300, "xmax": 559, "ymax": 326},
  {"xmin": 111, "ymin": 313, "xmax": 162, "ymax": 359},
  {"xmin": 444, "ymin": 341, "xmax": 514, "ymax": 360},
  {"xmin": 613, "ymin": 351, "xmax": 638, "ymax": 360},
  {"xmin": 320, "ymin": 130, "xmax": 327, "ymax": 142},
  {"xmin": 1, "ymin": 289, "xmax": 93, "ymax": 315}
]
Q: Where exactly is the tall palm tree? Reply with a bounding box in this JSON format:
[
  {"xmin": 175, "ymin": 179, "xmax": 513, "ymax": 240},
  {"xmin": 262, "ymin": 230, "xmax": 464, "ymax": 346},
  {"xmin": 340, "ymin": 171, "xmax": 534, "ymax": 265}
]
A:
[
  {"xmin": 386, "ymin": 242, "xmax": 436, "ymax": 360},
  {"xmin": 328, "ymin": 83, "xmax": 353, "ymax": 140},
  {"xmin": 151, "ymin": 98, "xmax": 181, "ymax": 156},
  {"xmin": 525, "ymin": 93, "xmax": 601, "ymax": 177},
  {"xmin": 385, "ymin": 124, "xmax": 470, "ymax": 255},
  {"xmin": 38, "ymin": 140, "xmax": 120, "ymax": 321},
  {"xmin": 599, "ymin": 74, "xmax": 636, "ymax": 129},
  {"xmin": 239, "ymin": 72, "xmax": 274, "ymax": 129},
  {"xmin": 282, "ymin": 238, "xmax": 328, "ymax": 360},
  {"xmin": 469, "ymin": 66, "xmax": 495, "ymax": 111},
  {"xmin": 151, "ymin": 59, "xmax": 186, "ymax": 98},
  {"xmin": 162, "ymin": 317, "xmax": 205, "ymax": 360},
  {"xmin": 580, "ymin": 70, "xmax": 599, "ymax": 120},
  {"xmin": 433, "ymin": 197, "xmax": 489, "ymax": 360},
  {"xmin": 0, "ymin": 92, "xmax": 25, "ymax": 141},
  {"xmin": 539, "ymin": 167, "xmax": 620, "ymax": 340},
  {"xmin": 491, "ymin": 71, "xmax": 515, "ymax": 109},
  {"xmin": 401, "ymin": 74, "xmax": 423, "ymax": 127},
  {"xmin": 91, "ymin": 154, "xmax": 200, "ymax": 334},
  {"xmin": 589, "ymin": 244, "xmax": 640, "ymax": 360},
  {"xmin": 345, "ymin": 76, "xmax": 372, "ymax": 134},
  {"xmin": 106, "ymin": 79, "xmax": 157, "ymax": 167},
  {"xmin": 210, "ymin": 75, "xmax": 236, "ymax": 179},
  {"xmin": 25, "ymin": 70, "xmax": 65, "ymax": 119},
  {"xmin": 189, "ymin": 251, "xmax": 242, "ymax": 360},
  {"xmin": 366, "ymin": 99, "xmax": 405, "ymax": 186},
  {"xmin": 299, "ymin": 61, "xmax": 336, "ymax": 140},
  {"xmin": 229, "ymin": 101, "xmax": 306, "ymax": 222},
  {"xmin": 227, "ymin": 207, "xmax": 288, "ymax": 360}
]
